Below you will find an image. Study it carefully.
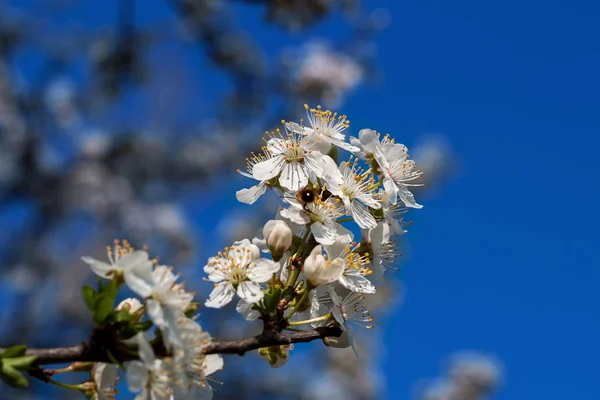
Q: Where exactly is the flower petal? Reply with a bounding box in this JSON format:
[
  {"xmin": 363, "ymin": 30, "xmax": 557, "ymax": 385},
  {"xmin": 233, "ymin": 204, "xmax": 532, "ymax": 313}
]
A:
[
  {"xmin": 340, "ymin": 269, "xmax": 376, "ymax": 294},
  {"xmin": 279, "ymin": 162, "xmax": 308, "ymax": 191},
  {"xmin": 236, "ymin": 281, "xmax": 264, "ymax": 304},
  {"xmin": 203, "ymin": 354, "xmax": 224, "ymax": 376},
  {"xmin": 236, "ymin": 182, "xmax": 267, "ymax": 204},
  {"xmin": 125, "ymin": 361, "xmax": 149, "ymax": 392},
  {"xmin": 247, "ymin": 259, "xmax": 281, "ymax": 283},
  {"xmin": 81, "ymin": 257, "xmax": 113, "ymax": 279},
  {"xmin": 252, "ymin": 156, "xmax": 283, "ymax": 181},
  {"xmin": 205, "ymin": 282, "xmax": 235, "ymax": 308},
  {"xmin": 348, "ymin": 200, "xmax": 377, "ymax": 229},
  {"xmin": 236, "ymin": 299, "xmax": 260, "ymax": 321}
]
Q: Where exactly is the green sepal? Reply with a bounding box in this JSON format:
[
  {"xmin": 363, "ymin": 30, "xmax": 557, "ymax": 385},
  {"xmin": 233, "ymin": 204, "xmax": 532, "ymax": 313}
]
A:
[
  {"xmin": 0, "ymin": 363, "xmax": 29, "ymax": 388},
  {"xmin": 81, "ymin": 286, "xmax": 96, "ymax": 311},
  {"xmin": 327, "ymin": 146, "xmax": 339, "ymax": 164},
  {"xmin": 0, "ymin": 345, "xmax": 27, "ymax": 359},
  {"xmin": 4, "ymin": 356, "xmax": 37, "ymax": 370},
  {"xmin": 184, "ymin": 302, "xmax": 200, "ymax": 318},
  {"xmin": 115, "ymin": 309, "xmax": 132, "ymax": 323}
]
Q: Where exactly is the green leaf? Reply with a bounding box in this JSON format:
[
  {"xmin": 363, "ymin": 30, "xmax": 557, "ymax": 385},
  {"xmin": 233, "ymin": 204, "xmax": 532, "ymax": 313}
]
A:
[
  {"xmin": 184, "ymin": 302, "xmax": 200, "ymax": 318},
  {"xmin": 0, "ymin": 345, "xmax": 27, "ymax": 359},
  {"xmin": 0, "ymin": 363, "xmax": 28, "ymax": 388},
  {"xmin": 101, "ymin": 278, "xmax": 118, "ymax": 297},
  {"xmin": 93, "ymin": 293, "xmax": 115, "ymax": 325},
  {"xmin": 82, "ymin": 286, "xmax": 96, "ymax": 311},
  {"xmin": 5, "ymin": 356, "xmax": 37, "ymax": 370}
]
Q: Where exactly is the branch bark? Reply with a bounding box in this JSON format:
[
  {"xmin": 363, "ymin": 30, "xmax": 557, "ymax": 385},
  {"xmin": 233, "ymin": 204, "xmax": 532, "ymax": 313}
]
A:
[{"xmin": 0, "ymin": 326, "xmax": 342, "ymax": 366}]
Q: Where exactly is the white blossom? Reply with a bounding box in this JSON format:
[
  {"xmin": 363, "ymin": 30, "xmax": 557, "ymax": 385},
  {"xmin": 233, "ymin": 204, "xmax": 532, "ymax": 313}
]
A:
[
  {"xmin": 204, "ymin": 239, "xmax": 281, "ymax": 308},
  {"xmin": 82, "ymin": 240, "xmax": 151, "ymax": 280},
  {"xmin": 235, "ymin": 147, "xmax": 271, "ymax": 204},
  {"xmin": 302, "ymin": 245, "xmax": 344, "ymax": 286},
  {"xmin": 381, "ymin": 195, "xmax": 408, "ymax": 235},
  {"xmin": 322, "ymin": 157, "xmax": 381, "ymax": 229},
  {"xmin": 125, "ymin": 333, "xmax": 171, "ymax": 400},
  {"xmin": 280, "ymin": 194, "xmax": 353, "ymax": 245},
  {"xmin": 354, "ymin": 129, "xmax": 423, "ymax": 208},
  {"xmin": 91, "ymin": 363, "xmax": 117, "ymax": 400},
  {"xmin": 323, "ymin": 241, "xmax": 376, "ymax": 294},
  {"xmin": 251, "ymin": 124, "xmax": 333, "ymax": 191},
  {"xmin": 125, "ymin": 265, "xmax": 193, "ymax": 350},
  {"xmin": 367, "ymin": 221, "xmax": 401, "ymax": 272},
  {"xmin": 287, "ymin": 105, "xmax": 360, "ymax": 153},
  {"xmin": 116, "ymin": 297, "xmax": 143, "ymax": 314}
]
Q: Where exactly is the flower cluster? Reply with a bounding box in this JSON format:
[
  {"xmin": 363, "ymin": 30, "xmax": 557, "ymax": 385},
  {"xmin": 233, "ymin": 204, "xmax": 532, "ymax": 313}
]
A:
[
  {"xmin": 224, "ymin": 104, "xmax": 422, "ymax": 355},
  {"xmin": 81, "ymin": 240, "xmax": 222, "ymax": 399}
]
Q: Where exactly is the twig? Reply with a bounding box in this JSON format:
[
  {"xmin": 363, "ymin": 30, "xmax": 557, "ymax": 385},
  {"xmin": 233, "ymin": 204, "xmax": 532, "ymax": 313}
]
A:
[{"xmin": 1, "ymin": 326, "xmax": 342, "ymax": 366}]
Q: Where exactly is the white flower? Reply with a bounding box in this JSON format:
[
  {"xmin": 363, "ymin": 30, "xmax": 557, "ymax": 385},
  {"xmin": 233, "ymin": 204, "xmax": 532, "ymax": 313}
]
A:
[
  {"xmin": 82, "ymin": 240, "xmax": 151, "ymax": 280},
  {"xmin": 170, "ymin": 319, "xmax": 222, "ymax": 400},
  {"xmin": 325, "ymin": 287, "xmax": 374, "ymax": 331},
  {"xmin": 323, "ymin": 241, "xmax": 375, "ymax": 294},
  {"xmin": 204, "ymin": 239, "xmax": 281, "ymax": 308},
  {"xmin": 287, "ymin": 105, "xmax": 359, "ymax": 153},
  {"xmin": 91, "ymin": 363, "xmax": 117, "ymax": 400},
  {"xmin": 125, "ymin": 333, "xmax": 171, "ymax": 400},
  {"xmin": 349, "ymin": 128, "xmax": 395, "ymax": 160},
  {"xmin": 235, "ymin": 147, "xmax": 271, "ymax": 204},
  {"xmin": 355, "ymin": 129, "xmax": 423, "ymax": 208},
  {"xmin": 368, "ymin": 221, "xmax": 400, "ymax": 272},
  {"xmin": 263, "ymin": 220, "xmax": 293, "ymax": 261},
  {"xmin": 251, "ymin": 124, "xmax": 333, "ymax": 191},
  {"xmin": 302, "ymin": 245, "xmax": 344, "ymax": 286},
  {"xmin": 321, "ymin": 157, "xmax": 381, "ymax": 229},
  {"xmin": 381, "ymin": 195, "xmax": 408, "ymax": 235},
  {"xmin": 280, "ymin": 194, "xmax": 353, "ymax": 245},
  {"xmin": 116, "ymin": 297, "xmax": 143, "ymax": 314},
  {"xmin": 125, "ymin": 265, "xmax": 193, "ymax": 350}
]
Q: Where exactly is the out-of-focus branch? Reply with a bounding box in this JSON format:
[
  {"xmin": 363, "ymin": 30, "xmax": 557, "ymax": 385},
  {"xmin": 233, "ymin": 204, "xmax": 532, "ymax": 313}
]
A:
[{"xmin": 0, "ymin": 326, "xmax": 341, "ymax": 366}]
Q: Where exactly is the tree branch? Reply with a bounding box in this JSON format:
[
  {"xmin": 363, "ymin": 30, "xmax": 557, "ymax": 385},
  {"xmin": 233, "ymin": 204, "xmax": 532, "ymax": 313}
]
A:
[{"xmin": 1, "ymin": 326, "xmax": 342, "ymax": 366}]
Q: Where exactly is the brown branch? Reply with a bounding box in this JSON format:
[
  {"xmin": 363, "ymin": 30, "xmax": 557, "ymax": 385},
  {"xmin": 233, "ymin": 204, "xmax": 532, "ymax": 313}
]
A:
[{"xmin": 1, "ymin": 326, "xmax": 341, "ymax": 366}]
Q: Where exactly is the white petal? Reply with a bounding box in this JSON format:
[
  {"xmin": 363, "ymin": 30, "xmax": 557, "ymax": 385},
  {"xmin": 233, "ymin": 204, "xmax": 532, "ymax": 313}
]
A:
[
  {"xmin": 125, "ymin": 361, "xmax": 148, "ymax": 392},
  {"xmin": 383, "ymin": 177, "xmax": 399, "ymax": 205},
  {"xmin": 348, "ymin": 200, "xmax": 376, "ymax": 229},
  {"xmin": 236, "ymin": 182, "xmax": 267, "ymax": 204},
  {"xmin": 311, "ymin": 222, "xmax": 333, "ymax": 245},
  {"xmin": 81, "ymin": 257, "xmax": 114, "ymax": 279},
  {"xmin": 252, "ymin": 156, "xmax": 283, "ymax": 181},
  {"xmin": 145, "ymin": 299, "xmax": 165, "ymax": 327},
  {"xmin": 203, "ymin": 258, "xmax": 228, "ymax": 282},
  {"xmin": 368, "ymin": 221, "xmax": 389, "ymax": 247},
  {"xmin": 93, "ymin": 363, "xmax": 117, "ymax": 391},
  {"xmin": 280, "ymin": 207, "xmax": 310, "ymax": 225},
  {"xmin": 358, "ymin": 129, "xmax": 379, "ymax": 154},
  {"xmin": 118, "ymin": 250, "xmax": 151, "ymax": 272},
  {"xmin": 340, "ymin": 269, "xmax": 376, "ymax": 294},
  {"xmin": 123, "ymin": 271, "xmax": 153, "ymax": 298},
  {"xmin": 397, "ymin": 184, "xmax": 423, "ymax": 209},
  {"xmin": 205, "ymin": 282, "xmax": 236, "ymax": 308},
  {"xmin": 236, "ymin": 299, "xmax": 260, "ymax": 321},
  {"xmin": 236, "ymin": 281, "xmax": 264, "ymax": 304},
  {"xmin": 304, "ymin": 152, "xmax": 326, "ymax": 177},
  {"xmin": 247, "ymin": 259, "xmax": 281, "ymax": 283},
  {"xmin": 321, "ymin": 156, "xmax": 344, "ymax": 187},
  {"xmin": 203, "ymin": 354, "xmax": 224, "ymax": 376},
  {"xmin": 279, "ymin": 162, "xmax": 308, "ymax": 191},
  {"xmin": 135, "ymin": 332, "xmax": 155, "ymax": 366}
]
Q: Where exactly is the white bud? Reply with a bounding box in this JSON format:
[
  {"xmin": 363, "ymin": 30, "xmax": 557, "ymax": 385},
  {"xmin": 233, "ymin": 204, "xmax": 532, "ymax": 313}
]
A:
[
  {"xmin": 263, "ymin": 220, "xmax": 292, "ymax": 261},
  {"xmin": 302, "ymin": 245, "xmax": 344, "ymax": 286},
  {"xmin": 323, "ymin": 331, "xmax": 352, "ymax": 348},
  {"xmin": 115, "ymin": 297, "xmax": 143, "ymax": 314}
]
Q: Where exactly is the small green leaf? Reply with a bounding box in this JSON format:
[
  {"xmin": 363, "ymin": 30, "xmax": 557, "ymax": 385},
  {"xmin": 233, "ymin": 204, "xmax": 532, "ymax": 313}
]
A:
[
  {"xmin": 102, "ymin": 278, "xmax": 118, "ymax": 297},
  {"xmin": 0, "ymin": 345, "xmax": 27, "ymax": 359},
  {"xmin": 0, "ymin": 363, "xmax": 28, "ymax": 388},
  {"xmin": 184, "ymin": 302, "xmax": 200, "ymax": 318},
  {"xmin": 93, "ymin": 293, "xmax": 115, "ymax": 324},
  {"xmin": 5, "ymin": 356, "xmax": 37, "ymax": 370},
  {"xmin": 82, "ymin": 286, "xmax": 96, "ymax": 311}
]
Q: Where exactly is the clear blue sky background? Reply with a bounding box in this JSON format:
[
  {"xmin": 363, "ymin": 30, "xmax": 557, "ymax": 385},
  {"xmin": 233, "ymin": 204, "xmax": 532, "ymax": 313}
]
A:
[{"xmin": 5, "ymin": 1, "xmax": 600, "ymax": 399}]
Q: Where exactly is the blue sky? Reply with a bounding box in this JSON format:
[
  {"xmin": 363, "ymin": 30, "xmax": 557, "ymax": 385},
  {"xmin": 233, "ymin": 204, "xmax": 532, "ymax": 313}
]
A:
[{"xmin": 5, "ymin": 0, "xmax": 600, "ymax": 399}]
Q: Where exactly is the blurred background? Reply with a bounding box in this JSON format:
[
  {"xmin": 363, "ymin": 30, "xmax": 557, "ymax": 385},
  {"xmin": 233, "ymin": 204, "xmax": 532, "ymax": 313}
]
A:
[{"xmin": 0, "ymin": 0, "xmax": 598, "ymax": 399}]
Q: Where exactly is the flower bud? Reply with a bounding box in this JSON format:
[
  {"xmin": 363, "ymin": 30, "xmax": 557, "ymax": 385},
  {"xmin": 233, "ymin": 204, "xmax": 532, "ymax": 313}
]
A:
[
  {"xmin": 323, "ymin": 331, "xmax": 352, "ymax": 348},
  {"xmin": 263, "ymin": 220, "xmax": 292, "ymax": 261},
  {"xmin": 258, "ymin": 344, "xmax": 293, "ymax": 368},
  {"xmin": 302, "ymin": 245, "xmax": 344, "ymax": 286},
  {"xmin": 116, "ymin": 298, "xmax": 143, "ymax": 314}
]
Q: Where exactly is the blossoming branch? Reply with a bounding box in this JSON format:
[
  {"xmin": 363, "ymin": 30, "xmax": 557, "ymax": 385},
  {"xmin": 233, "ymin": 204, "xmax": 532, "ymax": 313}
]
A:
[{"xmin": 0, "ymin": 104, "xmax": 423, "ymax": 399}]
